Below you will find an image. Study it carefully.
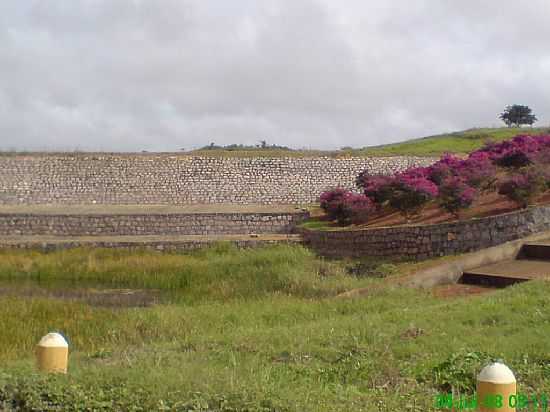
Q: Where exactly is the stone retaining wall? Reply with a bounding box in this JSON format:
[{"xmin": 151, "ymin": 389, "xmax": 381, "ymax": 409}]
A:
[
  {"xmin": 0, "ymin": 154, "xmax": 435, "ymax": 205},
  {"xmin": 0, "ymin": 211, "xmax": 309, "ymax": 236},
  {"xmin": 301, "ymin": 206, "xmax": 550, "ymax": 260}
]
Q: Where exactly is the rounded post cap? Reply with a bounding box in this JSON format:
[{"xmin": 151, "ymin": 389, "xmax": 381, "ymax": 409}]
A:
[
  {"xmin": 477, "ymin": 361, "xmax": 516, "ymax": 384},
  {"xmin": 37, "ymin": 333, "xmax": 68, "ymax": 348}
]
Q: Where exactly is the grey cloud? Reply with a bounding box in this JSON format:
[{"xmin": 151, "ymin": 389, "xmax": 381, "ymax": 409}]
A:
[{"xmin": 0, "ymin": 0, "xmax": 549, "ymax": 151}]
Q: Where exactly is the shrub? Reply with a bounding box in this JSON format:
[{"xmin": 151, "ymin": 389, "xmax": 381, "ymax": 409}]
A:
[
  {"xmin": 437, "ymin": 176, "xmax": 477, "ymax": 218},
  {"xmin": 343, "ymin": 192, "xmax": 375, "ymax": 224},
  {"xmin": 477, "ymin": 134, "xmax": 550, "ymax": 168},
  {"xmin": 497, "ymin": 168, "xmax": 546, "ymax": 208},
  {"xmin": 319, "ymin": 188, "xmax": 348, "ymax": 221},
  {"xmin": 529, "ymin": 148, "xmax": 550, "ymax": 189},
  {"xmin": 319, "ymin": 189, "xmax": 374, "ymax": 224},
  {"xmin": 388, "ymin": 171, "xmax": 438, "ymax": 220},
  {"xmin": 495, "ymin": 150, "xmax": 532, "ymax": 168},
  {"xmin": 428, "ymin": 154, "xmax": 463, "ymax": 186},
  {"xmin": 461, "ymin": 152, "xmax": 497, "ymax": 190},
  {"xmin": 355, "ymin": 173, "xmax": 396, "ymax": 208},
  {"xmin": 428, "ymin": 153, "xmax": 496, "ymax": 191}
]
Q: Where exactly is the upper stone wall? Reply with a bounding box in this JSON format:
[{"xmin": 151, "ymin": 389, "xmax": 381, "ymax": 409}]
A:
[{"xmin": 0, "ymin": 154, "xmax": 436, "ymax": 205}]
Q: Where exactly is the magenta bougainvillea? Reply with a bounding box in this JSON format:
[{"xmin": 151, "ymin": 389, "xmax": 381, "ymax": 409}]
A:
[
  {"xmin": 461, "ymin": 152, "xmax": 497, "ymax": 190},
  {"xmin": 319, "ymin": 188, "xmax": 348, "ymax": 220},
  {"xmin": 388, "ymin": 169, "xmax": 439, "ymax": 220},
  {"xmin": 357, "ymin": 167, "xmax": 438, "ymax": 218},
  {"xmin": 438, "ymin": 176, "xmax": 478, "ymax": 218},
  {"xmin": 497, "ymin": 168, "xmax": 546, "ymax": 208},
  {"xmin": 528, "ymin": 147, "xmax": 550, "ymax": 189},
  {"xmin": 476, "ymin": 135, "xmax": 550, "ymax": 168},
  {"xmin": 343, "ymin": 192, "xmax": 375, "ymax": 224},
  {"xmin": 356, "ymin": 174, "xmax": 396, "ymax": 207},
  {"xmin": 426, "ymin": 153, "xmax": 496, "ymax": 190},
  {"xmin": 427, "ymin": 154, "xmax": 462, "ymax": 186},
  {"xmin": 319, "ymin": 188, "xmax": 374, "ymax": 224},
  {"xmin": 319, "ymin": 134, "xmax": 550, "ymax": 225}
]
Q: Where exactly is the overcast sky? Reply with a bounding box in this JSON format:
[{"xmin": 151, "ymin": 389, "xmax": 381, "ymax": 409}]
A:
[{"xmin": 0, "ymin": 1, "xmax": 549, "ymax": 152}]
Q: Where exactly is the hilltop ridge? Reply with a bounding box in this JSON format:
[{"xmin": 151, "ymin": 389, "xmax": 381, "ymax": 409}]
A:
[{"xmin": 2, "ymin": 127, "xmax": 549, "ymax": 158}]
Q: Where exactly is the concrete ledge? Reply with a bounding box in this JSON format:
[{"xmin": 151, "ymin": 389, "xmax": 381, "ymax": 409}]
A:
[
  {"xmin": 336, "ymin": 230, "xmax": 550, "ymax": 299},
  {"xmin": 398, "ymin": 230, "xmax": 550, "ymax": 288}
]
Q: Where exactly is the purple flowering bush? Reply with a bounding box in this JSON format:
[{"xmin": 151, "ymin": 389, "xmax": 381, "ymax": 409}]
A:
[
  {"xmin": 438, "ymin": 176, "xmax": 478, "ymax": 218},
  {"xmin": 427, "ymin": 153, "xmax": 496, "ymax": 190},
  {"xmin": 356, "ymin": 173, "xmax": 397, "ymax": 208},
  {"xmin": 529, "ymin": 147, "xmax": 550, "ymax": 189},
  {"xmin": 388, "ymin": 170, "xmax": 439, "ymax": 220},
  {"xmin": 477, "ymin": 135, "xmax": 550, "ymax": 168},
  {"xmin": 344, "ymin": 192, "xmax": 375, "ymax": 224},
  {"xmin": 461, "ymin": 152, "xmax": 498, "ymax": 190},
  {"xmin": 319, "ymin": 188, "xmax": 348, "ymax": 220},
  {"xmin": 358, "ymin": 167, "xmax": 438, "ymax": 220},
  {"xmin": 319, "ymin": 188, "xmax": 374, "ymax": 224},
  {"xmin": 320, "ymin": 134, "xmax": 550, "ymax": 226},
  {"xmin": 497, "ymin": 168, "xmax": 546, "ymax": 208},
  {"xmin": 428, "ymin": 154, "xmax": 463, "ymax": 185}
]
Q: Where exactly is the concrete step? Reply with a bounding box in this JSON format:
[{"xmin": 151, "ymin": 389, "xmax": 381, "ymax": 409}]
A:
[
  {"xmin": 520, "ymin": 241, "xmax": 550, "ymax": 260},
  {"xmin": 461, "ymin": 259, "xmax": 550, "ymax": 287},
  {"xmin": 0, "ymin": 234, "xmax": 303, "ymax": 252}
]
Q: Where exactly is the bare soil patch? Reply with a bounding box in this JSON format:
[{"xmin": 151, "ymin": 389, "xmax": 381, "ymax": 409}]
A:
[
  {"xmin": 0, "ymin": 283, "xmax": 161, "ymax": 307},
  {"xmin": 318, "ymin": 191, "xmax": 550, "ymax": 230}
]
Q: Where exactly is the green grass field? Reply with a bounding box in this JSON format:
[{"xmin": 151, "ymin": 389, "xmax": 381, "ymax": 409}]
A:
[
  {"xmin": 182, "ymin": 128, "xmax": 542, "ymax": 158},
  {"xmin": 0, "ymin": 245, "xmax": 548, "ymax": 411},
  {"xmin": 185, "ymin": 127, "xmax": 550, "ymax": 157},
  {"xmin": 357, "ymin": 127, "xmax": 550, "ymax": 157},
  {"xmin": 4, "ymin": 127, "xmax": 548, "ymax": 159}
]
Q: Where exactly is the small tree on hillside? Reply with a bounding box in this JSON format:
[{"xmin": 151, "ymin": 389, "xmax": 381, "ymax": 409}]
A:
[{"xmin": 499, "ymin": 105, "xmax": 537, "ymax": 127}]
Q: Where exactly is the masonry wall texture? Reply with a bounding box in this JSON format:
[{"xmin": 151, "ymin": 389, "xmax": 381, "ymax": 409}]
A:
[
  {"xmin": 0, "ymin": 211, "xmax": 309, "ymax": 236},
  {"xmin": 301, "ymin": 206, "xmax": 550, "ymax": 260},
  {"xmin": 0, "ymin": 154, "xmax": 435, "ymax": 205}
]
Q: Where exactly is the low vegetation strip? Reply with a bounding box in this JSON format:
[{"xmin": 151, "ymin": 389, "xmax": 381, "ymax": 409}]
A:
[
  {"xmin": 3, "ymin": 128, "xmax": 548, "ymax": 159},
  {"xmin": 0, "ymin": 245, "xmax": 549, "ymax": 411},
  {"xmin": 0, "ymin": 234, "xmax": 303, "ymax": 252}
]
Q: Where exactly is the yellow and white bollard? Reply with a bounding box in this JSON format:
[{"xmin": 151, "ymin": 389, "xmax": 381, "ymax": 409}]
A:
[
  {"xmin": 36, "ymin": 332, "xmax": 69, "ymax": 373},
  {"xmin": 477, "ymin": 362, "xmax": 516, "ymax": 412}
]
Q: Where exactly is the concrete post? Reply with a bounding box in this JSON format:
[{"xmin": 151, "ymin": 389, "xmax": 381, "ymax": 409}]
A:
[
  {"xmin": 477, "ymin": 362, "xmax": 516, "ymax": 411},
  {"xmin": 36, "ymin": 333, "xmax": 68, "ymax": 373}
]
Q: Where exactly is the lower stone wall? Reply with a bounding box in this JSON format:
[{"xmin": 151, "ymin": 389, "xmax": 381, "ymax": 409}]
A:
[
  {"xmin": 301, "ymin": 206, "xmax": 550, "ymax": 260},
  {"xmin": 0, "ymin": 211, "xmax": 309, "ymax": 236}
]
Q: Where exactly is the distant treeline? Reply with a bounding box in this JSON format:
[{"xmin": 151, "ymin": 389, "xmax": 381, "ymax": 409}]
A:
[{"xmin": 197, "ymin": 140, "xmax": 293, "ymax": 151}]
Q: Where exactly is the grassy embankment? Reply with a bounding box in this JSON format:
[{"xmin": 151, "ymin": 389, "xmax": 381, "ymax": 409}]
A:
[
  {"xmin": 186, "ymin": 127, "xmax": 550, "ymax": 157},
  {"xmin": 0, "ymin": 244, "xmax": 548, "ymax": 411},
  {"xmin": 3, "ymin": 127, "xmax": 548, "ymax": 159},
  {"xmin": 358, "ymin": 127, "xmax": 550, "ymax": 157}
]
